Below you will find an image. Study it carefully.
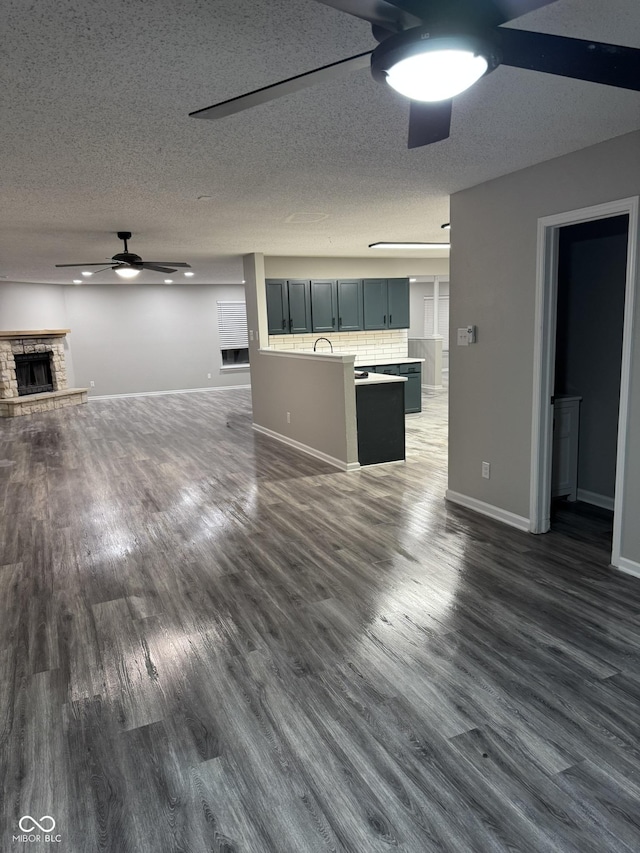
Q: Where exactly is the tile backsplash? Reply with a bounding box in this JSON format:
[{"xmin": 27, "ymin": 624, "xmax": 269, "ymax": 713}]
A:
[{"xmin": 268, "ymin": 329, "xmax": 408, "ymax": 364}]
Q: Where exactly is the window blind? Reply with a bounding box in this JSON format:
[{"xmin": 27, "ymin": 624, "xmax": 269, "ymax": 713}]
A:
[{"xmin": 217, "ymin": 301, "xmax": 248, "ymax": 348}]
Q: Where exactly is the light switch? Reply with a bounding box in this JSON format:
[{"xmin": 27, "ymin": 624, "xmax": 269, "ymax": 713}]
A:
[{"xmin": 457, "ymin": 328, "xmax": 469, "ymax": 346}]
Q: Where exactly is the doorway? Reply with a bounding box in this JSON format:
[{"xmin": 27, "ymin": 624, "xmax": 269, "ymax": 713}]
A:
[{"xmin": 530, "ymin": 196, "xmax": 639, "ymax": 568}]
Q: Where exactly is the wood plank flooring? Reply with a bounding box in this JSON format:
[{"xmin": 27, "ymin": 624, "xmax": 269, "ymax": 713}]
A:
[{"xmin": 2, "ymin": 386, "xmax": 640, "ymax": 852}]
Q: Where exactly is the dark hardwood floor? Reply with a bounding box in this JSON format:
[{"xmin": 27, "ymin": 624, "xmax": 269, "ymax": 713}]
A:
[{"xmin": 2, "ymin": 385, "xmax": 640, "ymax": 852}]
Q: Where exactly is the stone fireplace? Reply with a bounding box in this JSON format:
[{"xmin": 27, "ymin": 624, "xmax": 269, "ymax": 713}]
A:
[{"xmin": 0, "ymin": 330, "xmax": 88, "ymax": 417}]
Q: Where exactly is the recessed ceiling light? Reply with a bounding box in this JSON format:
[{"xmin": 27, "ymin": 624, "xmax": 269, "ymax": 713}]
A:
[
  {"xmin": 184, "ymin": 271, "xmax": 194, "ymax": 277},
  {"xmin": 72, "ymin": 279, "xmax": 82, "ymax": 284},
  {"xmin": 409, "ymin": 277, "xmax": 417, "ymax": 282},
  {"xmin": 369, "ymin": 242, "xmax": 450, "ymax": 250},
  {"xmin": 164, "ymin": 279, "xmax": 173, "ymax": 284},
  {"xmin": 242, "ymin": 280, "xmax": 246, "ymax": 284},
  {"xmin": 81, "ymin": 270, "xmax": 93, "ymax": 277}
]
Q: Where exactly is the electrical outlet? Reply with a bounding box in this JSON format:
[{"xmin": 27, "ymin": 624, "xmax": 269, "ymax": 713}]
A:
[
  {"xmin": 286, "ymin": 412, "xmax": 291, "ymax": 424},
  {"xmin": 90, "ymin": 380, "xmax": 95, "ymax": 388},
  {"xmin": 249, "ymin": 330, "xmax": 254, "ymax": 341},
  {"xmin": 207, "ymin": 373, "xmax": 212, "ymax": 379},
  {"xmin": 482, "ymin": 461, "xmax": 491, "ymax": 479}
]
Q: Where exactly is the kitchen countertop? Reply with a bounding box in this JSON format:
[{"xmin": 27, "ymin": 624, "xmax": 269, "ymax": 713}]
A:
[
  {"xmin": 354, "ymin": 373, "xmax": 407, "ymax": 386},
  {"xmin": 354, "ymin": 357, "xmax": 425, "ymax": 366}
]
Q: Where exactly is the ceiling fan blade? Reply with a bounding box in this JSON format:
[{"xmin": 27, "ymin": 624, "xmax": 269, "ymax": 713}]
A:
[
  {"xmin": 55, "ymin": 262, "xmax": 112, "ymax": 267},
  {"xmin": 490, "ymin": 0, "xmax": 558, "ymax": 24},
  {"xmin": 499, "ymin": 28, "xmax": 640, "ymax": 91},
  {"xmin": 190, "ymin": 51, "xmax": 372, "ymax": 120},
  {"xmin": 143, "ymin": 262, "xmax": 191, "ymax": 267},
  {"xmin": 407, "ymin": 99, "xmax": 452, "ymax": 149},
  {"xmin": 141, "ymin": 264, "xmax": 178, "ymax": 273},
  {"xmin": 312, "ymin": 0, "xmax": 420, "ymax": 31}
]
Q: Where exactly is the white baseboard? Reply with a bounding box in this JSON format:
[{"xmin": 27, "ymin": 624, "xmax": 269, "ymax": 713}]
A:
[
  {"xmin": 616, "ymin": 556, "xmax": 640, "ymax": 580},
  {"xmin": 90, "ymin": 384, "xmax": 250, "ymax": 401},
  {"xmin": 252, "ymin": 423, "xmax": 359, "ymax": 471},
  {"xmin": 576, "ymin": 488, "xmax": 615, "ymax": 511},
  {"xmin": 445, "ymin": 490, "xmax": 530, "ymax": 532}
]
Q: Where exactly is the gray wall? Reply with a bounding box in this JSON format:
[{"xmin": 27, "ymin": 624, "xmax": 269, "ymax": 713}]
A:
[
  {"xmin": 0, "ymin": 282, "xmax": 76, "ymax": 385},
  {"xmin": 555, "ymin": 216, "xmax": 628, "ymax": 501},
  {"xmin": 0, "ymin": 281, "xmax": 249, "ymax": 396},
  {"xmin": 265, "ymin": 256, "xmax": 449, "ymax": 279},
  {"xmin": 449, "ymin": 130, "xmax": 640, "ymax": 562}
]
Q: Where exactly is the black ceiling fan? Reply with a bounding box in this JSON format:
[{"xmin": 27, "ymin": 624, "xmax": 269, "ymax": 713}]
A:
[
  {"xmin": 55, "ymin": 232, "xmax": 192, "ymax": 277},
  {"xmin": 190, "ymin": 0, "xmax": 640, "ymax": 149}
]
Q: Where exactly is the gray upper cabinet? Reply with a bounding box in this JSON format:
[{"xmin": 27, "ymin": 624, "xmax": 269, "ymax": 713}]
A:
[
  {"xmin": 387, "ymin": 278, "xmax": 410, "ymax": 329},
  {"xmin": 337, "ymin": 279, "xmax": 363, "ymax": 331},
  {"xmin": 363, "ymin": 279, "xmax": 388, "ymax": 330},
  {"xmin": 266, "ymin": 279, "xmax": 312, "ymax": 335},
  {"xmin": 267, "ymin": 276, "xmax": 408, "ymax": 335},
  {"xmin": 266, "ymin": 279, "xmax": 288, "ymax": 334},
  {"xmin": 363, "ymin": 278, "xmax": 410, "ymax": 330},
  {"xmin": 311, "ymin": 280, "xmax": 337, "ymax": 333},
  {"xmin": 287, "ymin": 280, "xmax": 312, "ymax": 334}
]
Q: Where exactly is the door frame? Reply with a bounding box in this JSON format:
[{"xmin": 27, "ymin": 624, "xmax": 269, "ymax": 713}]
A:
[{"xmin": 529, "ymin": 196, "xmax": 639, "ymax": 568}]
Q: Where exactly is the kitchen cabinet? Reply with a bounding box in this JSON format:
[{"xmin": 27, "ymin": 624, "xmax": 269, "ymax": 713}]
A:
[
  {"xmin": 267, "ymin": 276, "xmax": 408, "ymax": 335},
  {"xmin": 266, "ymin": 279, "xmax": 312, "ymax": 335},
  {"xmin": 310, "ymin": 280, "xmax": 337, "ymax": 333},
  {"xmin": 356, "ymin": 380, "xmax": 405, "ymax": 465},
  {"xmin": 363, "ymin": 278, "xmax": 410, "ymax": 330},
  {"xmin": 387, "ymin": 278, "xmax": 410, "ymax": 329},
  {"xmin": 311, "ymin": 279, "xmax": 364, "ymax": 333},
  {"xmin": 368, "ymin": 361, "xmax": 422, "ymax": 414},
  {"xmin": 337, "ymin": 279, "xmax": 363, "ymax": 331},
  {"xmin": 399, "ymin": 362, "xmax": 422, "ymax": 413}
]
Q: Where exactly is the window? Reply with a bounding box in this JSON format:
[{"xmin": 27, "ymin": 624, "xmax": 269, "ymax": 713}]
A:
[{"xmin": 217, "ymin": 301, "xmax": 249, "ymax": 367}]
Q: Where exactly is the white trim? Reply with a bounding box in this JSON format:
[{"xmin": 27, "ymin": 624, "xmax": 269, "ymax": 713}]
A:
[
  {"xmin": 252, "ymin": 423, "xmax": 359, "ymax": 471},
  {"xmin": 445, "ymin": 490, "xmax": 530, "ymax": 532},
  {"xmin": 576, "ymin": 489, "xmax": 615, "ymax": 512},
  {"xmin": 617, "ymin": 557, "xmax": 640, "ymax": 580},
  {"xmin": 422, "ymin": 383, "xmax": 443, "ymax": 391},
  {"xmin": 90, "ymin": 384, "xmax": 250, "ymax": 401},
  {"xmin": 260, "ymin": 348, "xmax": 354, "ymax": 363},
  {"xmin": 530, "ymin": 196, "xmax": 639, "ymax": 570}
]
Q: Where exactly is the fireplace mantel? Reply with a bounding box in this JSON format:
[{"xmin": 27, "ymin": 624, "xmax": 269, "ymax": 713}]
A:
[{"xmin": 0, "ymin": 329, "xmax": 70, "ymax": 339}]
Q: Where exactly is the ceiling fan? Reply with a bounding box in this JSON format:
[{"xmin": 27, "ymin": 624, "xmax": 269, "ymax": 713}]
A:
[
  {"xmin": 190, "ymin": 0, "xmax": 640, "ymax": 149},
  {"xmin": 55, "ymin": 232, "xmax": 192, "ymax": 279}
]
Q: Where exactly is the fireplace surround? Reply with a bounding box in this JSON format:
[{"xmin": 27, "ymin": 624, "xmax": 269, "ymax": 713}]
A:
[{"xmin": 0, "ymin": 330, "xmax": 88, "ymax": 417}]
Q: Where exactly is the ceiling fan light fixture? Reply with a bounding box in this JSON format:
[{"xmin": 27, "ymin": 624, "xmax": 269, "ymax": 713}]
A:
[
  {"xmin": 115, "ymin": 266, "xmax": 141, "ymax": 279},
  {"xmin": 387, "ymin": 49, "xmax": 488, "ymax": 101},
  {"xmin": 372, "ymin": 29, "xmax": 499, "ymax": 103}
]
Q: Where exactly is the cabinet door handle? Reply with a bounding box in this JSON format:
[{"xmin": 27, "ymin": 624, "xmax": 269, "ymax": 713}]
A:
[
  {"xmin": 289, "ymin": 317, "xmax": 293, "ymax": 330},
  {"xmin": 332, "ymin": 317, "xmax": 335, "ymax": 328},
  {"xmin": 339, "ymin": 316, "xmax": 342, "ymax": 326},
  {"xmin": 383, "ymin": 314, "xmax": 386, "ymax": 324},
  {"xmin": 282, "ymin": 319, "xmax": 286, "ymax": 330}
]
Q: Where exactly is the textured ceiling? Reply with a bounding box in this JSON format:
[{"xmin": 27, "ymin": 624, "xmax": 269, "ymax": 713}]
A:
[{"xmin": 1, "ymin": 0, "xmax": 639, "ymax": 285}]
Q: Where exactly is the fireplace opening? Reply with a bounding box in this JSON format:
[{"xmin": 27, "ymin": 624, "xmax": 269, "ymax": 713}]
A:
[{"xmin": 15, "ymin": 352, "xmax": 54, "ymax": 396}]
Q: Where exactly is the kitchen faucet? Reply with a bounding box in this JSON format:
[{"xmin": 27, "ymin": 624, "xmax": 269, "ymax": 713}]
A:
[{"xmin": 313, "ymin": 337, "xmax": 334, "ymax": 353}]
